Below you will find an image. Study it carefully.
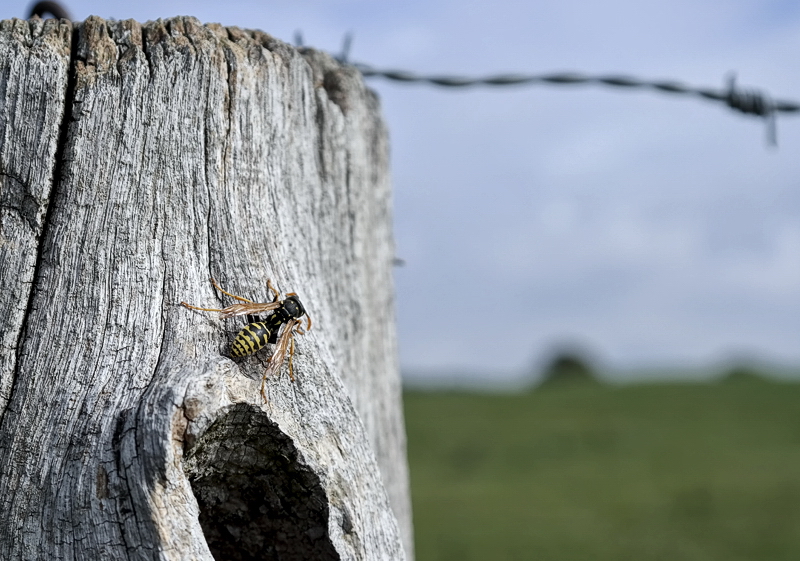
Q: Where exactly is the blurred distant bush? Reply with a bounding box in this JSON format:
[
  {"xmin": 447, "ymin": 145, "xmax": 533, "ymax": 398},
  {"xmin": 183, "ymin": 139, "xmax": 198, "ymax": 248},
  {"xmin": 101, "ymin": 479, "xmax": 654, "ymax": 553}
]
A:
[
  {"xmin": 719, "ymin": 364, "xmax": 769, "ymax": 384},
  {"xmin": 538, "ymin": 351, "xmax": 599, "ymax": 387}
]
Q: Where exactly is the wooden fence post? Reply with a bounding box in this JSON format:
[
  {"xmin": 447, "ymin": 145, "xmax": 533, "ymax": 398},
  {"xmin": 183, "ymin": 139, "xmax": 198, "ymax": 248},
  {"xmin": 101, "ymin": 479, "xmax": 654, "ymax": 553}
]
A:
[{"xmin": 0, "ymin": 15, "xmax": 411, "ymax": 560}]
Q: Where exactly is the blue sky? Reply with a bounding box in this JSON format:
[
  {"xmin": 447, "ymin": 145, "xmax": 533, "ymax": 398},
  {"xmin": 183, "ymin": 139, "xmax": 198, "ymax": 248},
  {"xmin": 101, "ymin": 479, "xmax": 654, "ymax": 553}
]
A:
[{"xmin": 27, "ymin": 0, "xmax": 800, "ymax": 384}]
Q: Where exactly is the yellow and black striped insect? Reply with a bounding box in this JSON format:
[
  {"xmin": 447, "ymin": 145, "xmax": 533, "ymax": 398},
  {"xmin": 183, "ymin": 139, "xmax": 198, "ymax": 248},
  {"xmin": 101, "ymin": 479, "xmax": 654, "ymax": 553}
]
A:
[{"xmin": 181, "ymin": 278, "xmax": 312, "ymax": 402}]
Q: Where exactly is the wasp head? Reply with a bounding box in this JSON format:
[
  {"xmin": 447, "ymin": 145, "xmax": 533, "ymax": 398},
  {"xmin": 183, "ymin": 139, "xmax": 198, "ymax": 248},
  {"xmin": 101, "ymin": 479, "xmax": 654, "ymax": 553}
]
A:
[{"xmin": 282, "ymin": 295, "xmax": 306, "ymax": 319}]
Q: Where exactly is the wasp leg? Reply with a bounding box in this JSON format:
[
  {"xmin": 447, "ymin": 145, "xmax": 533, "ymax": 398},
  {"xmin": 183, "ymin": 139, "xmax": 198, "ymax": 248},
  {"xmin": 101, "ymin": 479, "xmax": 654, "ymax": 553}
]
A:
[
  {"xmin": 259, "ymin": 350, "xmax": 277, "ymax": 403},
  {"xmin": 267, "ymin": 279, "xmax": 280, "ymax": 303},
  {"xmin": 210, "ymin": 277, "xmax": 254, "ymax": 304},
  {"xmin": 260, "ymin": 374, "xmax": 269, "ymax": 403},
  {"xmin": 181, "ymin": 302, "xmax": 224, "ymax": 312}
]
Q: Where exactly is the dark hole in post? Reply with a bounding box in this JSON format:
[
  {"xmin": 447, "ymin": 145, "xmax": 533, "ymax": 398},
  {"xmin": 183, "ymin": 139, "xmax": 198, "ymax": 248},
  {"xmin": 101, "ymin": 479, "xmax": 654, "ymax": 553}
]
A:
[{"xmin": 184, "ymin": 403, "xmax": 339, "ymax": 561}]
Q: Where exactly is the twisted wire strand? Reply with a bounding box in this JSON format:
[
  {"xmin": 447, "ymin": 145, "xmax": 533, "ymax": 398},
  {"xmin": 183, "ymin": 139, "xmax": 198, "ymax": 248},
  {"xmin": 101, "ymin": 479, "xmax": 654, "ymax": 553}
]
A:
[
  {"xmin": 351, "ymin": 62, "xmax": 799, "ymax": 114},
  {"xmin": 350, "ymin": 61, "xmax": 798, "ymax": 145}
]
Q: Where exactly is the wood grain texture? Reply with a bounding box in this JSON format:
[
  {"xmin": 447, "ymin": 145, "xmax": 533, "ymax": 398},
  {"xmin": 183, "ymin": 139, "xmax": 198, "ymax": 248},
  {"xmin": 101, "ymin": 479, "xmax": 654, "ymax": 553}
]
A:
[
  {"xmin": 0, "ymin": 16, "xmax": 411, "ymax": 560},
  {"xmin": 0, "ymin": 17, "xmax": 71, "ymax": 416}
]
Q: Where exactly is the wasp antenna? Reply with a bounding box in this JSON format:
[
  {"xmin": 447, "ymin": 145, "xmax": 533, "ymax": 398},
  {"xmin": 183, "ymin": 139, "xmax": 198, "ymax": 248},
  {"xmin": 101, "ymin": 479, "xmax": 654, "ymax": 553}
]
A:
[{"xmin": 267, "ymin": 279, "xmax": 280, "ymax": 302}]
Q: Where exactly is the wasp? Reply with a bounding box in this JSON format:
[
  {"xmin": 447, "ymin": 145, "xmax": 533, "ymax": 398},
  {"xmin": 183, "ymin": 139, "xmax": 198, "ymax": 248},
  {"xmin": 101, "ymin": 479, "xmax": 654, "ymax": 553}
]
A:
[{"xmin": 181, "ymin": 278, "xmax": 312, "ymax": 402}]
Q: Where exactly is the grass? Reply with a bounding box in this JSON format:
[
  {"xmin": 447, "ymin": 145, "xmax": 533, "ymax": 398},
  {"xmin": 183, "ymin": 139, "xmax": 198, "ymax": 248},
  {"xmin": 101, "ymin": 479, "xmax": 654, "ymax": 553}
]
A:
[{"xmin": 404, "ymin": 379, "xmax": 800, "ymax": 561}]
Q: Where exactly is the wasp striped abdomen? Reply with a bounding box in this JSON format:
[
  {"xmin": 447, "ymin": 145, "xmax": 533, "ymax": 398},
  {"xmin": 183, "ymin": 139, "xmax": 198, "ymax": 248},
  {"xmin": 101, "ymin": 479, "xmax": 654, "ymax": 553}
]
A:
[{"xmin": 230, "ymin": 322, "xmax": 273, "ymax": 358}]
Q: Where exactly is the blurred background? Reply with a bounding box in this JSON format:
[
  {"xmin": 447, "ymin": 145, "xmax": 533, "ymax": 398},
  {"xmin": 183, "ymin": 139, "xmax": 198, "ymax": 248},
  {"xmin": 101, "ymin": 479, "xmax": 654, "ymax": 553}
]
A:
[{"xmin": 21, "ymin": 0, "xmax": 800, "ymax": 558}]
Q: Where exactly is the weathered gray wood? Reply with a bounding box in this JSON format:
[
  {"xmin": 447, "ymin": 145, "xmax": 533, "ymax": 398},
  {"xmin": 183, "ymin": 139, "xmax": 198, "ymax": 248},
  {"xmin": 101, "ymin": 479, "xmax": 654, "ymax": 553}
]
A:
[
  {"xmin": 0, "ymin": 15, "xmax": 412, "ymax": 560},
  {"xmin": 0, "ymin": 17, "xmax": 71, "ymax": 416}
]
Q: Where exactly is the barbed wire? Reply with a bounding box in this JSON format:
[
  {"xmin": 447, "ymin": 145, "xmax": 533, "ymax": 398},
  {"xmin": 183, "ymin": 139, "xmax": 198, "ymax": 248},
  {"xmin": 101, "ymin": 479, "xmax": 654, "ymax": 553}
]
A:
[
  {"xmin": 347, "ymin": 59, "xmax": 797, "ymax": 146},
  {"xmin": 323, "ymin": 31, "xmax": 799, "ymax": 147}
]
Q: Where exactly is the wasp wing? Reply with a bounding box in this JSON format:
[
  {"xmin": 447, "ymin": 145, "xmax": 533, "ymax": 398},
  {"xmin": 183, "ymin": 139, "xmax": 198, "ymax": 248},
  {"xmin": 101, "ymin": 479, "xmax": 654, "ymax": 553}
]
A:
[
  {"xmin": 219, "ymin": 301, "xmax": 282, "ymax": 318},
  {"xmin": 263, "ymin": 319, "xmax": 300, "ymax": 380}
]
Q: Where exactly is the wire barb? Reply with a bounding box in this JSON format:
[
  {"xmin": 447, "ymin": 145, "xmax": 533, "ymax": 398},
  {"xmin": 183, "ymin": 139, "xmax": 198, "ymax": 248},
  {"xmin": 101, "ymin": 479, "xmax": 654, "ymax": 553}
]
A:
[
  {"xmin": 724, "ymin": 73, "xmax": 777, "ymax": 146},
  {"xmin": 336, "ymin": 32, "xmax": 354, "ymax": 64}
]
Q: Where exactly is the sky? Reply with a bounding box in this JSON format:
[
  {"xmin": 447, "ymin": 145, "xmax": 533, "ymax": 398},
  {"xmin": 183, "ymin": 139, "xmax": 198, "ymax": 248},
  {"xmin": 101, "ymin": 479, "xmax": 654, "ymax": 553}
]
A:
[{"xmin": 19, "ymin": 0, "xmax": 800, "ymax": 385}]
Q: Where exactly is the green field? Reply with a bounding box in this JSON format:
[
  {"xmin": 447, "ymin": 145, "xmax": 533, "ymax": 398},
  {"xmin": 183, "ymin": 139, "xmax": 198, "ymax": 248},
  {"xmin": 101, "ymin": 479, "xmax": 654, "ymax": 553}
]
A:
[{"xmin": 404, "ymin": 380, "xmax": 800, "ymax": 561}]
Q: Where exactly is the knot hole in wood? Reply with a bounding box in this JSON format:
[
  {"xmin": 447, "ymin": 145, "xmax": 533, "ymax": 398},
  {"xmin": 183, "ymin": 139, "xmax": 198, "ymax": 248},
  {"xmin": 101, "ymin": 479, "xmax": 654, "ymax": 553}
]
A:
[{"xmin": 183, "ymin": 403, "xmax": 338, "ymax": 561}]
